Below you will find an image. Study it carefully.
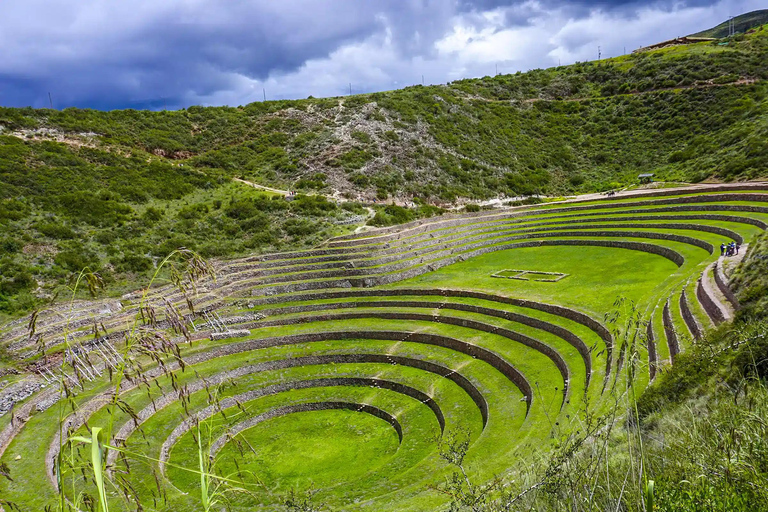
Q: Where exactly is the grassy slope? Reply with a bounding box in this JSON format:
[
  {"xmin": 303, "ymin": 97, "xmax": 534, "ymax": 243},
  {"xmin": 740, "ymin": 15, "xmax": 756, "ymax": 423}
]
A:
[
  {"xmin": 2, "ymin": 25, "xmax": 768, "ymax": 318},
  {"xmin": 690, "ymin": 9, "xmax": 768, "ymax": 38},
  {"xmin": 2, "ymin": 192, "xmax": 768, "ymax": 509}
]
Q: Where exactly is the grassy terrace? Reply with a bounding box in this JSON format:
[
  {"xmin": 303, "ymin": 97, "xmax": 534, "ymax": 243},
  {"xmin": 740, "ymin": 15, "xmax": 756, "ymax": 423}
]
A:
[
  {"xmin": 0, "ymin": 185, "xmax": 766, "ymax": 510},
  {"xmin": 6, "ymin": 187, "xmax": 766, "ymax": 346}
]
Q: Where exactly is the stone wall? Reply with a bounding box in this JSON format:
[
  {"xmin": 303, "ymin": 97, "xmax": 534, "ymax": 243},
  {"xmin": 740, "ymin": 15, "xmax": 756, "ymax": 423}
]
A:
[
  {"xmin": 257, "ymin": 298, "xmax": 593, "ymax": 389},
  {"xmin": 328, "ymin": 185, "xmax": 768, "ymax": 246},
  {"xmin": 208, "ymin": 401, "xmax": 404, "ymax": 458},
  {"xmin": 246, "ymin": 310, "xmax": 571, "ymax": 399},
  {"xmin": 679, "ymin": 288, "xmax": 703, "ymax": 340},
  {"xmin": 106, "ymin": 352, "xmax": 488, "ymax": 467},
  {"xmin": 696, "ymin": 273, "xmax": 726, "ymax": 325},
  {"xmin": 714, "ymin": 261, "xmax": 740, "ymax": 310},
  {"xmin": 663, "ymin": 299, "xmax": 679, "ymax": 361},
  {"xmin": 646, "ymin": 320, "xmax": 657, "ymax": 381}
]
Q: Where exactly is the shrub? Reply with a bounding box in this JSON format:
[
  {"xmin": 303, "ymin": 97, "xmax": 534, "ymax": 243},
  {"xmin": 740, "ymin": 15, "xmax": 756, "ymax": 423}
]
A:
[
  {"xmin": 349, "ymin": 173, "xmax": 370, "ymax": 187},
  {"xmin": 113, "ymin": 252, "xmax": 153, "ymax": 273},
  {"xmin": 37, "ymin": 222, "xmax": 77, "ymax": 239},
  {"xmin": 239, "ymin": 212, "xmax": 271, "ymax": 233},
  {"xmin": 351, "ymin": 130, "xmax": 372, "ymax": 143},
  {"xmin": 0, "ymin": 237, "xmax": 22, "ymax": 254},
  {"xmin": 54, "ymin": 245, "xmax": 100, "ymax": 272},
  {"xmin": 177, "ymin": 203, "xmax": 209, "ymax": 219},
  {"xmin": 283, "ymin": 219, "xmax": 317, "ymax": 237},
  {"xmin": 368, "ymin": 204, "xmax": 416, "ymax": 226},
  {"xmin": 55, "ymin": 191, "xmax": 133, "ymax": 227},
  {"xmin": 289, "ymin": 195, "xmax": 336, "ymax": 216}
]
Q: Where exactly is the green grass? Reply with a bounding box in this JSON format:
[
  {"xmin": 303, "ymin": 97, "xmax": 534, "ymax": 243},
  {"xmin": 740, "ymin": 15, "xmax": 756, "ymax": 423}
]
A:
[
  {"xmin": 395, "ymin": 245, "xmax": 681, "ymax": 316},
  {"xmin": 2, "ymin": 189, "xmax": 768, "ymax": 511},
  {"xmin": 215, "ymin": 409, "xmax": 400, "ymax": 490}
]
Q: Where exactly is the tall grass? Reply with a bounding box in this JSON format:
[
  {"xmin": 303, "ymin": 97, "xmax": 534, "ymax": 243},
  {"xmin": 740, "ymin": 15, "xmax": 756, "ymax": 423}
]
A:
[{"xmin": 44, "ymin": 249, "xmax": 256, "ymax": 511}]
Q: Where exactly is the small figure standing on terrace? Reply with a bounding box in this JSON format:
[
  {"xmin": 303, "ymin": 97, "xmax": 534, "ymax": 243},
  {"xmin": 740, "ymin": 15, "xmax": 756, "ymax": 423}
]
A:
[
  {"xmin": 736, "ymin": 243, "xmax": 741, "ymax": 254},
  {"xmin": 720, "ymin": 243, "xmax": 725, "ymax": 256}
]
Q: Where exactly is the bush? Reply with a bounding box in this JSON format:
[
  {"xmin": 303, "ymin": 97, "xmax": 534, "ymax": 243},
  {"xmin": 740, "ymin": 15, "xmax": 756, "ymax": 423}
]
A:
[
  {"xmin": 351, "ymin": 130, "xmax": 372, "ymax": 143},
  {"xmin": 283, "ymin": 219, "xmax": 317, "ymax": 237},
  {"xmin": 37, "ymin": 222, "xmax": 76, "ymax": 239},
  {"xmin": 368, "ymin": 205, "xmax": 416, "ymax": 226},
  {"xmin": 239, "ymin": 212, "xmax": 271, "ymax": 232},
  {"xmin": 289, "ymin": 195, "xmax": 336, "ymax": 216},
  {"xmin": 113, "ymin": 252, "xmax": 153, "ymax": 273},
  {"xmin": 55, "ymin": 191, "xmax": 134, "ymax": 227},
  {"xmin": 0, "ymin": 237, "xmax": 22, "ymax": 254},
  {"xmin": 177, "ymin": 203, "xmax": 209, "ymax": 219},
  {"xmin": 54, "ymin": 245, "xmax": 100, "ymax": 272}
]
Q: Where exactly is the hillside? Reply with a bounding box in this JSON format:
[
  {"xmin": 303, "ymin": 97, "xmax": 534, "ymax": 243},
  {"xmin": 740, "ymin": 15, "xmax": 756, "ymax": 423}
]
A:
[
  {"xmin": 2, "ymin": 15, "xmax": 768, "ymax": 511},
  {"xmin": 690, "ymin": 9, "xmax": 768, "ymax": 38},
  {"xmin": 2, "ymin": 184, "xmax": 768, "ymax": 511},
  {"xmin": 1, "ymin": 23, "xmax": 768, "ymax": 318}
]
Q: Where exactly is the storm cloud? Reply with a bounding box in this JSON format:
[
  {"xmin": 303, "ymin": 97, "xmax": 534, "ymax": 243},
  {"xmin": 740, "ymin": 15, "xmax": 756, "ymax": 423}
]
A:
[{"xmin": 0, "ymin": 0, "xmax": 762, "ymax": 109}]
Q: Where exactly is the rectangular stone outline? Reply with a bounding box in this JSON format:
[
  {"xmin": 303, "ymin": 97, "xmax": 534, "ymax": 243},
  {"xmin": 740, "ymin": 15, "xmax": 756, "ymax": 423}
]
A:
[{"xmin": 491, "ymin": 269, "xmax": 569, "ymax": 282}]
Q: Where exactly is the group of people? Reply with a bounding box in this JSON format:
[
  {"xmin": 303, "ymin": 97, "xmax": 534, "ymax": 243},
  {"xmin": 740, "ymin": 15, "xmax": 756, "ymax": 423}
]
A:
[{"xmin": 720, "ymin": 241, "xmax": 740, "ymax": 257}]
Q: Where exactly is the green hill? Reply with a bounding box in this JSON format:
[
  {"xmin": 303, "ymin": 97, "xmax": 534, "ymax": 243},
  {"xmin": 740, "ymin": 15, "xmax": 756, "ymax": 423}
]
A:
[
  {"xmin": 690, "ymin": 9, "xmax": 768, "ymax": 38},
  {"xmin": 1, "ymin": 23, "xmax": 768, "ymax": 317},
  {"xmin": 2, "ymin": 17, "xmax": 768, "ymax": 512}
]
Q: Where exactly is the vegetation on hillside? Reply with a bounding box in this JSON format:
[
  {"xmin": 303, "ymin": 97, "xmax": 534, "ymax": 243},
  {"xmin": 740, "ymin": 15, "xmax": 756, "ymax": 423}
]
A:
[
  {"xmin": 2, "ymin": 23, "xmax": 768, "ymax": 317},
  {"xmin": 690, "ymin": 9, "xmax": 768, "ymax": 38},
  {"xmin": 0, "ymin": 136, "xmax": 361, "ymax": 315}
]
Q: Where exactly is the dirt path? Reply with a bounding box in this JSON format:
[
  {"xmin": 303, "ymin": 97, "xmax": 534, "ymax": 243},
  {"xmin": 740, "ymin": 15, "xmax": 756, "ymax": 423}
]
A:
[
  {"xmin": 543, "ymin": 181, "xmax": 768, "ymax": 206},
  {"xmin": 233, "ymin": 177, "xmax": 290, "ymax": 196}
]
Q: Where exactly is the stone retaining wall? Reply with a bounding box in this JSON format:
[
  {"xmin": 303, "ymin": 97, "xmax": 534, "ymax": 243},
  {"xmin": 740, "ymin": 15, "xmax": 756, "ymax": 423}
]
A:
[
  {"xmin": 163, "ymin": 399, "xmax": 406, "ymax": 473},
  {"xmin": 104, "ymin": 352, "xmax": 488, "ymax": 468},
  {"xmin": 329, "ymin": 190, "xmax": 768, "ymax": 247},
  {"xmin": 204, "ymin": 330, "xmax": 533, "ymax": 413},
  {"xmin": 714, "ymin": 262, "xmax": 740, "ymax": 310},
  {"xmin": 10, "ymin": 214, "xmax": 741, "ymax": 350},
  {"xmin": 256, "ymin": 298, "xmax": 592, "ymax": 389},
  {"xmin": 646, "ymin": 320, "xmax": 657, "ymax": 381},
  {"xmin": 246, "ymin": 311, "xmax": 571, "ymax": 400},
  {"xmin": 328, "ymin": 185, "xmax": 768, "ymax": 245},
  {"xmin": 231, "ymin": 239, "xmax": 686, "ymax": 303},
  {"xmin": 209, "ymin": 401, "xmax": 404, "ymax": 458},
  {"xmin": 12, "ymin": 237, "xmax": 662, "ymax": 356},
  {"xmin": 663, "ymin": 299, "xmax": 679, "ymax": 361},
  {"xmin": 338, "ymin": 221, "xmax": 720, "ymax": 268},
  {"xmin": 679, "ymin": 288, "xmax": 703, "ymax": 340},
  {"xmin": 696, "ymin": 274, "xmax": 726, "ymax": 325},
  {"xmin": 245, "ymin": 286, "xmax": 611, "ymax": 383},
  {"xmin": 337, "ymin": 219, "xmax": 739, "ymax": 258}
]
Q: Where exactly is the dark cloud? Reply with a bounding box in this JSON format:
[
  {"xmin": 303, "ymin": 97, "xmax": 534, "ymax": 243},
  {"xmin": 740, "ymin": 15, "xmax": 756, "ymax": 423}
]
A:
[{"xmin": 0, "ymin": 0, "xmax": 760, "ymax": 110}]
